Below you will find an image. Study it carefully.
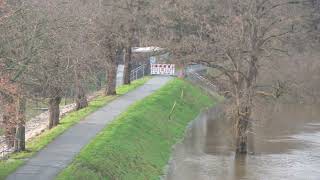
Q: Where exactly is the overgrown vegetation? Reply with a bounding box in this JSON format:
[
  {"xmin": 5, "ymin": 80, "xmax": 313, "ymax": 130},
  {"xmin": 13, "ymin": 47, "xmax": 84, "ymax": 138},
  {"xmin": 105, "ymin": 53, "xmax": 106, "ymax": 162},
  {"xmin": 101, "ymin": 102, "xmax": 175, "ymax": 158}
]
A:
[
  {"xmin": 57, "ymin": 79, "xmax": 218, "ymax": 180},
  {"xmin": 0, "ymin": 77, "xmax": 150, "ymax": 180}
]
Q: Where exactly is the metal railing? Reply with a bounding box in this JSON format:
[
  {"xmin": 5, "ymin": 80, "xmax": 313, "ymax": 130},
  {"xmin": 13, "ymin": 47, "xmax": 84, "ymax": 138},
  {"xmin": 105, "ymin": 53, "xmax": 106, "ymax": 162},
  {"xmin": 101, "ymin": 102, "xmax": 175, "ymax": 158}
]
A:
[
  {"xmin": 188, "ymin": 71, "xmax": 218, "ymax": 91},
  {"xmin": 130, "ymin": 64, "xmax": 147, "ymax": 81},
  {"xmin": 186, "ymin": 64, "xmax": 219, "ymax": 93}
]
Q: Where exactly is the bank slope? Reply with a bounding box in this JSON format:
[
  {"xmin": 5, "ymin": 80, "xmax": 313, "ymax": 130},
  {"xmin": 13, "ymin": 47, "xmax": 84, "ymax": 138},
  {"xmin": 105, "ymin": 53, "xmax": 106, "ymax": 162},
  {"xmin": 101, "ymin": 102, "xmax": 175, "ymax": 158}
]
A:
[{"xmin": 57, "ymin": 78, "xmax": 217, "ymax": 180}]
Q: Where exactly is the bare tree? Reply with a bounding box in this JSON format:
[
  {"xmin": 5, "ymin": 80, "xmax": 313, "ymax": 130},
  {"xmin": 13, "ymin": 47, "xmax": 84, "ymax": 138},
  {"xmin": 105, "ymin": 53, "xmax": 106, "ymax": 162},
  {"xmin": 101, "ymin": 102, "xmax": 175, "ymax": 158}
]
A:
[
  {"xmin": 0, "ymin": 0, "xmax": 133, "ymax": 151},
  {"xmin": 100, "ymin": 0, "xmax": 151, "ymax": 85},
  {"xmin": 94, "ymin": 1, "xmax": 127, "ymax": 96},
  {"xmin": 0, "ymin": 4, "xmax": 43, "ymax": 150},
  {"xmin": 62, "ymin": 0, "xmax": 101, "ymax": 110},
  {"xmin": 157, "ymin": 0, "xmax": 307, "ymax": 154}
]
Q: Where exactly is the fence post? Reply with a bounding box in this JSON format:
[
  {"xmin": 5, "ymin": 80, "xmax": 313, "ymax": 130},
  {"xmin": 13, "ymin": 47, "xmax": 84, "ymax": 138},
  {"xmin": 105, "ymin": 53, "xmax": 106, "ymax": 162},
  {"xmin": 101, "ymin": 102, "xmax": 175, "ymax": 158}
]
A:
[{"xmin": 142, "ymin": 64, "xmax": 145, "ymax": 77}]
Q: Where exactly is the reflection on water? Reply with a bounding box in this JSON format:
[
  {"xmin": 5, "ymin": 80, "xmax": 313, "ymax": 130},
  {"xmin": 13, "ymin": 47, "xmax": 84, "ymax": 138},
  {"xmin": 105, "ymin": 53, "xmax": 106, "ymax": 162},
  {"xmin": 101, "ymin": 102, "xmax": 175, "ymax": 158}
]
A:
[{"xmin": 164, "ymin": 104, "xmax": 320, "ymax": 180}]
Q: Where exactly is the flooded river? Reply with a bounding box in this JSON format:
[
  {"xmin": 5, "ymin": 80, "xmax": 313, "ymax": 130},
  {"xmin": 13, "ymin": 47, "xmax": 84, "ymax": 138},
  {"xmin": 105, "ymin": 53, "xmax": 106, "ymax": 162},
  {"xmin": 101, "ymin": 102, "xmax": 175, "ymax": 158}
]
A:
[{"xmin": 164, "ymin": 103, "xmax": 320, "ymax": 180}]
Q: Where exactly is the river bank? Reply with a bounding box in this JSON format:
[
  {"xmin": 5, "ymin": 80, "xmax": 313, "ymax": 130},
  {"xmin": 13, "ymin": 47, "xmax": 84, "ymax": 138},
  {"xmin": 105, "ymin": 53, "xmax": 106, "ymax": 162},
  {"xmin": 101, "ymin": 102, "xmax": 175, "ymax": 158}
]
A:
[{"xmin": 57, "ymin": 78, "xmax": 219, "ymax": 180}]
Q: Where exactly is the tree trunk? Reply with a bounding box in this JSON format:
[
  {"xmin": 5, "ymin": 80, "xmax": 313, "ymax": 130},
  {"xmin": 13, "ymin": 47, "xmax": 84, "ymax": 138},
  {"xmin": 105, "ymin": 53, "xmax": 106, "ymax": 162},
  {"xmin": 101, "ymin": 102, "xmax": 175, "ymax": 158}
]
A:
[
  {"xmin": 75, "ymin": 72, "xmax": 88, "ymax": 110},
  {"xmin": 234, "ymin": 54, "xmax": 258, "ymax": 154},
  {"xmin": 235, "ymin": 113, "xmax": 249, "ymax": 154},
  {"xmin": 14, "ymin": 96, "xmax": 26, "ymax": 152},
  {"xmin": 105, "ymin": 62, "xmax": 117, "ymax": 96},
  {"xmin": 14, "ymin": 125, "xmax": 25, "ymax": 152},
  {"xmin": 75, "ymin": 87, "xmax": 88, "ymax": 110},
  {"xmin": 234, "ymin": 90, "xmax": 253, "ymax": 154},
  {"xmin": 123, "ymin": 47, "xmax": 132, "ymax": 85},
  {"xmin": 48, "ymin": 96, "xmax": 62, "ymax": 129}
]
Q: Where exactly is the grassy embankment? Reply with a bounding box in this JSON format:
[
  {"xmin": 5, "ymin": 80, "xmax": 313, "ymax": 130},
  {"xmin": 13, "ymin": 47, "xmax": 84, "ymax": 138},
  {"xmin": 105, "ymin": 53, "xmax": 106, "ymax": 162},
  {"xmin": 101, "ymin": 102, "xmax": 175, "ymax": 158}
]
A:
[
  {"xmin": 57, "ymin": 78, "xmax": 219, "ymax": 180},
  {"xmin": 0, "ymin": 76, "xmax": 151, "ymax": 180}
]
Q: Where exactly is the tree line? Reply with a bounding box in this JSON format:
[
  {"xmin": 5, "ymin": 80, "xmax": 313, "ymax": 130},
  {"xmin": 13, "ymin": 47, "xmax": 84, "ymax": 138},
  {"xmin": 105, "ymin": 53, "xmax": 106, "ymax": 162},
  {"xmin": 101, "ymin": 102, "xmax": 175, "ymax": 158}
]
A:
[
  {"xmin": 0, "ymin": 0, "xmax": 319, "ymax": 154},
  {"xmin": 0, "ymin": 0, "xmax": 152, "ymax": 152}
]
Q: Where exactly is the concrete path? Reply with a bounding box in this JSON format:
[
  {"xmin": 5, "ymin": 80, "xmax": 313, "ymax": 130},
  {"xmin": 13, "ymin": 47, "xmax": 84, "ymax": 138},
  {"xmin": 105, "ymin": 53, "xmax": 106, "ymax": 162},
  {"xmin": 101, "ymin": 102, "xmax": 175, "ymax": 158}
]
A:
[{"xmin": 7, "ymin": 76, "xmax": 172, "ymax": 180}]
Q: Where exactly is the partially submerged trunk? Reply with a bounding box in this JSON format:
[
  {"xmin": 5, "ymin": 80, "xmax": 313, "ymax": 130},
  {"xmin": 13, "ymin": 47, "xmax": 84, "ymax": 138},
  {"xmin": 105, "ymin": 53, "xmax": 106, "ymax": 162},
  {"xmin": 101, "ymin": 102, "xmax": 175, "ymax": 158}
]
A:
[
  {"xmin": 235, "ymin": 111, "xmax": 250, "ymax": 154},
  {"xmin": 105, "ymin": 62, "xmax": 117, "ymax": 96},
  {"xmin": 14, "ymin": 96, "xmax": 26, "ymax": 152},
  {"xmin": 123, "ymin": 47, "xmax": 132, "ymax": 85},
  {"xmin": 234, "ymin": 55, "xmax": 257, "ymax": 154},
  {"xmin": 233, "ymin": 88, "xmax": 254, "ymax": 154},
  {"xmin": 48, "ymin": 96, "xmax": 62, "ymax": 129}
]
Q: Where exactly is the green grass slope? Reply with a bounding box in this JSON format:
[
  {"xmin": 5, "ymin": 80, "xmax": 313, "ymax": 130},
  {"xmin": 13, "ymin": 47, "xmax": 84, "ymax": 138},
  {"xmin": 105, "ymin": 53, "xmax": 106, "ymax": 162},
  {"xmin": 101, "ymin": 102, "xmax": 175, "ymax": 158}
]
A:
[{"xmin": 57, "ymin": 78, "xmax": 218, "ymax": 180}]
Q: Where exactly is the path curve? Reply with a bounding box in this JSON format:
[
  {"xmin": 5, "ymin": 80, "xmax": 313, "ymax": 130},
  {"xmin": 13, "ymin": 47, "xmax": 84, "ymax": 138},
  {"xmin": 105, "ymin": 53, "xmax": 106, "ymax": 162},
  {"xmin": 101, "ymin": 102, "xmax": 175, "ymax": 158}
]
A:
[{"xmin": 7, "ymin": 76, "xmax": 172, "ymax": 180}]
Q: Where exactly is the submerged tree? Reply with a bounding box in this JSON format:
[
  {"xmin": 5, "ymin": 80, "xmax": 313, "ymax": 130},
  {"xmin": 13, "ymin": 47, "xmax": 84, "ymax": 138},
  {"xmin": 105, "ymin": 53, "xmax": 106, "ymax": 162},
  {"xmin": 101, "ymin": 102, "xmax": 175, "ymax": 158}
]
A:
[{"xmin": 158, "ymin": 0, "xmax": 307, "ymax": 154}]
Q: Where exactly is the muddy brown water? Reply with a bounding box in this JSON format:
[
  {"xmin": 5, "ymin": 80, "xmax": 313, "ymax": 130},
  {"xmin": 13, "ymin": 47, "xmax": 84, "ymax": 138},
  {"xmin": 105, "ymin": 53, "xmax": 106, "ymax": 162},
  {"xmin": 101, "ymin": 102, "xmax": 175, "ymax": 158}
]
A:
[{"xmin": 164, "ymin": 103, "xmax": 320, "ymax": 180}]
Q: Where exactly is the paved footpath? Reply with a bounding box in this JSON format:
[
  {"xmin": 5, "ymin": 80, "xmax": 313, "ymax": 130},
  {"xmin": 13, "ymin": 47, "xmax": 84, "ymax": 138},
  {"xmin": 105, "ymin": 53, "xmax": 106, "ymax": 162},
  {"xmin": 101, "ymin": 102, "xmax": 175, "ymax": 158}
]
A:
[{"xmin": 7, "ymin": 76, "xmax": 172, "ymax": 180}]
